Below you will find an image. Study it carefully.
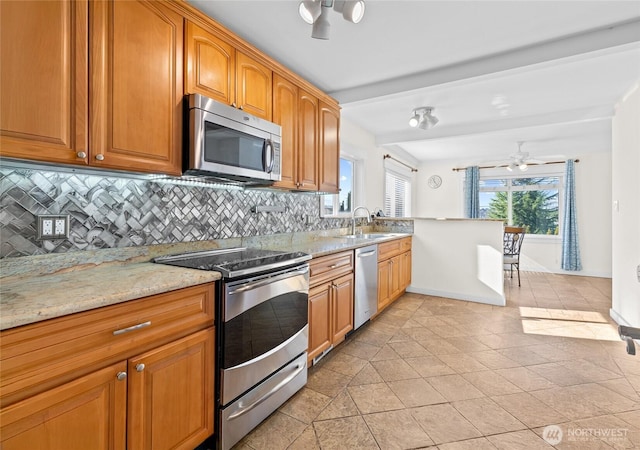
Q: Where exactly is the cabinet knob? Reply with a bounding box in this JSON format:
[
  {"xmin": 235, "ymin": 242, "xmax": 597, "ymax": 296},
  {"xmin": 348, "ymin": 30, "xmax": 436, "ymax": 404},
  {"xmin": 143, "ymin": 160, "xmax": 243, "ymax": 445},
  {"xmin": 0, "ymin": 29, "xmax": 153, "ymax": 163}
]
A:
[
  {"xmin": 76, "ymin": 151, "xmax": 87, "ymax": 159},
  {"xmin": 116, "ymin": 371, "xmax": 127, "ymax": 381},
  {"xmin": 95, "ymin": 154, "xmax": 105, "ymax": 161},
  {"xmin": 239, "ymin": 105, "xmax": 244, "ymax": 110},
  {"xmin": 231, "ymin": 102, "xmax": 237, "ymax": 108},
  {"xmin": 135, "ymin": 363, "xmax": 145, "ymax": 372}
]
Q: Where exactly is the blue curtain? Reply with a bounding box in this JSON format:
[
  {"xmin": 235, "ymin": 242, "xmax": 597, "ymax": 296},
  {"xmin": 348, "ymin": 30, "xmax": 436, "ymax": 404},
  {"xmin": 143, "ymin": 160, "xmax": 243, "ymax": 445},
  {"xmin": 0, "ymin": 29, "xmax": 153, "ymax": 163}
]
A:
[
  {"xmin": 464, "ymin": 166, "xmax": 480, "ymax": 218},
  {"xmin": 561, "ymin": 160, "xmax": 582, "ymax": 271}
]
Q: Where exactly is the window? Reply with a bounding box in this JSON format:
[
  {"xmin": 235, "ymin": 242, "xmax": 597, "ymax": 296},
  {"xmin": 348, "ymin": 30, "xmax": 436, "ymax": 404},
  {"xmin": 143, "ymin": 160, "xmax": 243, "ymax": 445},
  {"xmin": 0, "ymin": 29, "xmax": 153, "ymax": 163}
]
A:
[
  {"xmin": 384, "ymin": 169, "xmax": 411, "ymax": 217},
  {"xmin": 479, "ymin": 175, "xmax": 561, "ymax": 235},
  {"xmin": 322, "ymin": 157, "xmax": 355, "ymax": 216}
]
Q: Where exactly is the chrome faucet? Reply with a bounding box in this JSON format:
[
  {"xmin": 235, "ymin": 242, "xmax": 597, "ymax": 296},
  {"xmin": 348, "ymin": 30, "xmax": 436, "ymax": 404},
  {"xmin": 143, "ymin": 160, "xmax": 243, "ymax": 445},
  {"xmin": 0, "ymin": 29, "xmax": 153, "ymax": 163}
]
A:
[{"xmin": 351, "ymin": 206, "xmax": 371, "ymax": 235}]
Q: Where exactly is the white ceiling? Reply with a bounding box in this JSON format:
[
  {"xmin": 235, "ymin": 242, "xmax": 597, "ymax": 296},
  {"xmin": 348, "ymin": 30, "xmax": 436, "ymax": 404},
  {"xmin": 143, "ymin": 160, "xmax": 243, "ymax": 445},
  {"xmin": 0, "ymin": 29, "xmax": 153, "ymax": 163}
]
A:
[{"xmin": 188, "ymin": 0, "xmax": 640, "ymax": 165}]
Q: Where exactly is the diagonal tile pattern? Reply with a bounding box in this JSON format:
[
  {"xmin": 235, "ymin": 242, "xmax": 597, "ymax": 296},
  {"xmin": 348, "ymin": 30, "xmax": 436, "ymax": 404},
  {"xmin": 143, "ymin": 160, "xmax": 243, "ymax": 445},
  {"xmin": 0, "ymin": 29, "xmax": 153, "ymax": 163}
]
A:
[{"xmin": 232, "ymin": 273, "xmax": 639, "ymax": 450}]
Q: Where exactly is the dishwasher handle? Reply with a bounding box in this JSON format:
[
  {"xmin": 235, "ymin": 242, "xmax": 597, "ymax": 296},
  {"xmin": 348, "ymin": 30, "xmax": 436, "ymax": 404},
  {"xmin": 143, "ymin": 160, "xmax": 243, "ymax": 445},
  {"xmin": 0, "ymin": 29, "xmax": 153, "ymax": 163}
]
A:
[{"xmin": 357, "ymin": 250, "xmax": 376, "ymax": 258}]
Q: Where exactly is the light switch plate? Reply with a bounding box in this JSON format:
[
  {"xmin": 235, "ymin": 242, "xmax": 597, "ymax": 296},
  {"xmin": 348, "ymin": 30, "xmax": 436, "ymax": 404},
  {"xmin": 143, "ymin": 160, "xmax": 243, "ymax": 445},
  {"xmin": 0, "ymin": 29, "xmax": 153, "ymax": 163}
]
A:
[{"xmin": 37, "ymin": 215, "xmax": 70, "ymax": 240}]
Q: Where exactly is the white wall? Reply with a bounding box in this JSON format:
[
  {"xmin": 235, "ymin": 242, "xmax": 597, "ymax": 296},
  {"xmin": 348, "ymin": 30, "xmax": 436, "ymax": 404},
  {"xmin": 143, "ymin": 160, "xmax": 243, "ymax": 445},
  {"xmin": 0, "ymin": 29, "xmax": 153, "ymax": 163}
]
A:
[
  {"xmin": 611, "ymin": 82, "xmax": 640, "ymax": 328},
  {"xmin": 340, "ymin": 119, "xmax": 418, "ymax": 214},
  {"xmin": 414, "ymin": 153, "xmax": 613, "ymax": 277}
]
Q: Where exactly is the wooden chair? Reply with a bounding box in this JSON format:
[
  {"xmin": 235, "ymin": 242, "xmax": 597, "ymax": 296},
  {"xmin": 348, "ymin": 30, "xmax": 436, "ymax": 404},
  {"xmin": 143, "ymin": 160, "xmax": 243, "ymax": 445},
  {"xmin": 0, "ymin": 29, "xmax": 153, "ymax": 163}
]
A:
[{"xmin": 503, "ymin": 226, "xmax": 525, "ymax": 286}]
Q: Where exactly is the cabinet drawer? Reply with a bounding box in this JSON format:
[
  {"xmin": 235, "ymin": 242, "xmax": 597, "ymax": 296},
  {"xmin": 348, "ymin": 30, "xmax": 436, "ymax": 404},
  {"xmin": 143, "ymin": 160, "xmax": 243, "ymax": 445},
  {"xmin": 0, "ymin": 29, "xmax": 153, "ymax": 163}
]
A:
[
  {"xmin": 0, "ymin": 283, "xmax": 215, "ymax": 407},
  {"xmin": 378, "ymin": 237, "xmax": 412, "ymax": 261},
  {"xmin": 309, "ymin": 251, "xmax": 354, "ymax": 287}
]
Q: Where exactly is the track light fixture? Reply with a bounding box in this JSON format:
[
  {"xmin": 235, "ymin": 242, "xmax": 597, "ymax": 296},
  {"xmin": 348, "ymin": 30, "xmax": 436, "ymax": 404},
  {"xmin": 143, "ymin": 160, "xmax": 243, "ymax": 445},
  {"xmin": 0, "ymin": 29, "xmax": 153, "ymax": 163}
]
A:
[
  {"xmin": 299, "ymin": 0, "xmax": 366, "ymax": 39},
  {"xmin": 409, "ymin": 107, "xmax": 439, "ymax": 130}
]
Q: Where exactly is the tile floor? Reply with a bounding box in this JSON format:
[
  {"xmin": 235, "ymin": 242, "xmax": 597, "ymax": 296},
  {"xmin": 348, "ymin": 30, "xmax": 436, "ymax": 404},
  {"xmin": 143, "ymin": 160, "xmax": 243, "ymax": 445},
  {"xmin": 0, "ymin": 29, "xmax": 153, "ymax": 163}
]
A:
[{"xmin": 233, "ymin": 273, "xmax": 640, "ymax": 449}]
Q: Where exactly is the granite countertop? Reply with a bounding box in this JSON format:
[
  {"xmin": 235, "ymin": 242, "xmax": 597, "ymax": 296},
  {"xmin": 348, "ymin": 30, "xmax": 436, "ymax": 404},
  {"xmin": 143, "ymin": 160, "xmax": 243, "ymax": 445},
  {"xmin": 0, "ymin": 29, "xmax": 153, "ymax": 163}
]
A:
[{"xmin": 0, "ymin": 232, "xmax": 412, "ymax": 331}]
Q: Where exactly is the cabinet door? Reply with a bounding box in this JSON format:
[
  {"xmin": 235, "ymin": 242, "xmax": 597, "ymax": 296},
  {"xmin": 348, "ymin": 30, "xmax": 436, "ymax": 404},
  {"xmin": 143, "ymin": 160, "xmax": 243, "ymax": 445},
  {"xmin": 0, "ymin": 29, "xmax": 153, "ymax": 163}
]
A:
[
  {"xmin": 0, "ymin": 362, "xmax": 127, "ymax": 450},
  {"xmin": 318, "ymin": 101, "xmax": 340, "ymax": 194},
  {"xmin": 377, "ymin": 260, "xmax": 391, "ymax": 312},
  {"xmin": 308, "ymin": 284, "xmax": 331, "ymax": 362},
  {"xmin": 400, "ymin": 251, "xmax": 412, "ymax": 290},
  {"xmin": 90, "ymin": 0, "xmax": 182, "ymax": 175},
  {"xmin": 185, "ymin": 21, "xmax": 236, "ymax": 106},
  {"xmin": 127, "ymin": 328, "xmax": 214, "ymax": 450},
  {"xmin": 272, "ymin": 74, "xmax": 298, "ymax": 190},
  {"xmin": 297, "ymin": 89, "xmax": 319, "ymax": 191},
  {"xmin": 389, "ymin": 255, "xmax": 402, "ymax": 301},
  {"xmin": 0, "ymin": 0, "xmax": 88, "ymax": 165},
  {"xmin": 236, "ymin": 51, "xmax": 272, "ymax": 121},
  {"xmin": 332, "ymin": 273, "xmax": 354, "ymax": 344}
]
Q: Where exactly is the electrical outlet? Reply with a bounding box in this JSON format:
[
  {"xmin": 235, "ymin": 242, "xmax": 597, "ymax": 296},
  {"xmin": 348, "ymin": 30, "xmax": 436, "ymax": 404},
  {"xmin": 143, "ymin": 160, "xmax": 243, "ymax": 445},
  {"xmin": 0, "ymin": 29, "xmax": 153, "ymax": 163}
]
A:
[{"xmin": 37, "ymin": 215, "xmax": 69, "ymax": 240}]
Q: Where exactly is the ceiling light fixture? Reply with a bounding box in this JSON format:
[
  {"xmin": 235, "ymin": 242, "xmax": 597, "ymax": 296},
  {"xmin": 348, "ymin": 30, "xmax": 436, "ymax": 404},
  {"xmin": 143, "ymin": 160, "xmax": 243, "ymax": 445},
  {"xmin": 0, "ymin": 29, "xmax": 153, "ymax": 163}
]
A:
[
  {"xmin": 408, "ymin": 107, "xmax": 439, "ymax": 130},
  {"xmin": 299, "ymin": 0, "xmax": 366, "ymax": 39}
]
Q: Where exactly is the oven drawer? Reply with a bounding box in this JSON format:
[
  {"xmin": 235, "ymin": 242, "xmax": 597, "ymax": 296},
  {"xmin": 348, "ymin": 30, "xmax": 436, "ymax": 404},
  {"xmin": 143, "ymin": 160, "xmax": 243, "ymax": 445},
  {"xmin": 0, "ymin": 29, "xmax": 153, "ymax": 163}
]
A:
[
  {"xmin": 0, "ymin": 283, "xmax": 215, "ymax": 407},
  {"xmin": 309, "ymin": 251, "xmax": 354, "ymax": 287}
]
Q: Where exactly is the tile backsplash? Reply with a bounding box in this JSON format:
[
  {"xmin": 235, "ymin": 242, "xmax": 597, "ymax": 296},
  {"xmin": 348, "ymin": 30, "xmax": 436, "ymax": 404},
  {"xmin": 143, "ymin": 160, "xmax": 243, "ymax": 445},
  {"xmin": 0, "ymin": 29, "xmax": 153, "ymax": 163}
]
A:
[{"xmin": 0, "ymin": 167, "xmax": 357, "ymax": 258}]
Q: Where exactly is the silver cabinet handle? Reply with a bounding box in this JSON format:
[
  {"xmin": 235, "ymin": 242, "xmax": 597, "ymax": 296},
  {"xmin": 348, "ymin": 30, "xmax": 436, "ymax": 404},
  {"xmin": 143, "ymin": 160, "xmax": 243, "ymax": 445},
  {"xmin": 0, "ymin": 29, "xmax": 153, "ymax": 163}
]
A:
[
  {"xmin": 135, "ymin": 363, "xmax": 145, "ymax": 372},
  {"xmin": 95, "ymin": 154, "xmax": 105, "ymax": 161},
  {"xmin": 77, "ymin": 151, "xmax": 87, "ymax": 158},
  {"xmin": 116, "ymin": 371, "xmax": 127, "ymax": 381},
  {"xmin": 113, "ymin": 321, "xmax": 151, "ymax": 336}
]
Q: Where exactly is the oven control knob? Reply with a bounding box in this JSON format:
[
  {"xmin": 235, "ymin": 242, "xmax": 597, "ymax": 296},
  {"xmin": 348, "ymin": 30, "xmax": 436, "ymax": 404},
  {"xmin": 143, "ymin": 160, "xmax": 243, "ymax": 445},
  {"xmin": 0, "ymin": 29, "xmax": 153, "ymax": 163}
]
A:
[{"xmin": 135, "ymin": 363, "xmax": 145, "ymax": 372}]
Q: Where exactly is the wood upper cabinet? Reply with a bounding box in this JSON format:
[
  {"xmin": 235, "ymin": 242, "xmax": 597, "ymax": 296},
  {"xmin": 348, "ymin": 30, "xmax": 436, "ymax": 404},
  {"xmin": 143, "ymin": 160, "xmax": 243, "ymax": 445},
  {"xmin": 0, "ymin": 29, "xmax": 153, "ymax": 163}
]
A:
[
  {"xmin": 319, "ymin": 101, "xmax": 340, "ymax": 194},
  {"xmin": 128, "ymin": 328, "xmax": 214, "ymax": 450},
  {"xmin": 272, "ymin": 74, "xmax": 298, "ymax": 190},
  {"xmin": 0, "ymin": 362, "xmax": 127, "ymax": 450},
  {"xmin": 0, "ymin": 0, "xmax": 88, "ymax": 164},
  {"xmin": 185, "ymin": 21, "xmax": 272, "ymax": 120},
  {"xmin": 297, "ymin": 88, "xmax": 319, "ymax": 191},
  {"xmin": 185, "ymin": 21, "xmax": 235, "ymax": 106},
  {"xmin": 90, "ymin": 0, "xmax": 183, "ymax": 175}
]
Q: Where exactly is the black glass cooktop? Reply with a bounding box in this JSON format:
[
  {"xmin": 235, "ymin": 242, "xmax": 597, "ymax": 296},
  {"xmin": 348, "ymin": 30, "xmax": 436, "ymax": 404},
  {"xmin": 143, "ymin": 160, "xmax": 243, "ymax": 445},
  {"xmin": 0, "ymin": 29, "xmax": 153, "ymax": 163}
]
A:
[{"xmin": 153, "ymin": 248, "xmax": 311, "ymax": 279}]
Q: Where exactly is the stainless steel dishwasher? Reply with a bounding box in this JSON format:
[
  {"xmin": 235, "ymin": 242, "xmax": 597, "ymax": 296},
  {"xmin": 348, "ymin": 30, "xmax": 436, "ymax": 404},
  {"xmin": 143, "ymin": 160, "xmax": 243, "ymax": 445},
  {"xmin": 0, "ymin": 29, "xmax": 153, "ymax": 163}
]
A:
[{"xmin": 354, "ymin": 245, "xmax": 378, "ymax": 330}]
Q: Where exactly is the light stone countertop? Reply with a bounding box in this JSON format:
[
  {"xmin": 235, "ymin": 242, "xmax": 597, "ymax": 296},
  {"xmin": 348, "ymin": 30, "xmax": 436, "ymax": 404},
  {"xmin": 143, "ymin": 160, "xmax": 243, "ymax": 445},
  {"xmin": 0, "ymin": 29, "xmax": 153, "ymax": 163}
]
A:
[
  {"xmin": 0, "ymin": 263, "xmax": 220, "ymax": 330},
  {"xmin": 0, "ymin": 232, "xmax": 412, "ymax": 331}
]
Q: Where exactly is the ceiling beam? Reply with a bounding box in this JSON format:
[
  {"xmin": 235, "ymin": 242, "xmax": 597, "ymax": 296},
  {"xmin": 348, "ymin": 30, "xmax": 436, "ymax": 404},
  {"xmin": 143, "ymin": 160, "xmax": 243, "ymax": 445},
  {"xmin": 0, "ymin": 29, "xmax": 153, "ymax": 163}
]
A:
[
  {"xmin": 375, "ymin": 106, "xmax": 613, "ymax": 146},
  {"xmin": 332, "ymin": 18, "xmax": 640, "ymax": 105}
]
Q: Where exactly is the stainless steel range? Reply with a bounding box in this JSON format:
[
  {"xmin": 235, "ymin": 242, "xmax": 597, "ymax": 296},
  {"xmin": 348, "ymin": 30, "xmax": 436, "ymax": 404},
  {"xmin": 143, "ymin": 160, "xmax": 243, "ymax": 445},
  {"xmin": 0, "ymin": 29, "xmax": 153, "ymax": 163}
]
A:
[{"xmin": 154, "ymin": 248, "xmax": 311, "ymax": 450}]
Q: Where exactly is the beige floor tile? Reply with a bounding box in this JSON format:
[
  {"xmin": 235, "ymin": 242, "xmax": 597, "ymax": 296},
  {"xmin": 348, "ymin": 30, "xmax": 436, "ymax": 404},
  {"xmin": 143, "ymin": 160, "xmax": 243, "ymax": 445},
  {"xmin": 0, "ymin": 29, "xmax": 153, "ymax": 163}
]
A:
[
  {"xmin": 451, "ymin": 397, "xmax": 526, "ymax": 435},
  {"xmin": 573, "ymin": 414, "xmax": 640, "ymax": 449},
  {"xmin": 495, "ymin": 366, "xmax": 558, "ymax": 391},
  {"xmin": 436, "ymin": 353, "xmax": 489, "ymax": 373},
  {"xmin": 462, "ymin": 370, "xmax": 522, "ymax": 396},
  {"xmin": 491, "ymin": 391, "xmax": 569, "ymax": 428},
  {"xmin": 410, "ymin": 403, "xmax": 482, "ymax": 444},
  {"xmin": 354, "ymin": 328, "xmax": 393, "ymax": 347},
  {"xmin": 417, "ymin": 337, "xmax": 463, "ymax": 355},
  {"xmin": 316, "ymin": 390, "xmax": 359, "ymax": 421},
  {"xmin": 405, "ymin": 355, "xmax": 457, "ymax": 378},
  {"xmin": 321, "ymin": 351, "xmax": 367, "ymax": 377},
  {"xmin": 471, "ymin": 349, "xmax": 521, "ymax": 369},
  {"xmin": 371, "ymin": 344, "xmax": 402, "ymax": 361},
  {"xmin": 363, "ymin": 409, "xmax": 434, "ymax": 449},
  {"xmin": 349, "ymin": 362, "xmax": 384, "ymax": 386},
  {"xmin": 339, "ymin": 340, "xmax": 381, "ymax": 360},
  {"xmin": 528, "ymin": 362, "xmax": 593, "ymax": 386},
  {"xmin": 445, "ymin": 337, "xmax": 493, "ymax": 353},
  {"xmin": 371, "ymin": 358, "xmax": 421, "ymax": 381},
  {"xmin": 599, "ymin": 378, "xmax": 640, "ymax": 402},
  {"xmin": 487, "ymin": 430, "xmax": 554, "ymax": 449},
  {"xmin": 401, "ymin": 326, "xmax": 439, "ymax": 341},
  {"xmin": 497, "ymin": 346, "xmax": 551, "ymax": 366},
  {"xmin": 437, "ymin": 437, "xmax": 497, "ymax": 450},
  {"xmin": 426, "ymin": 374, "xmax": 485, "ymax": 401},
  {"xmin": 306, "ymin": 367, "xmax": 352, "ymax": 397},
  {"xmin": 388, "ymin": 340, "xmax": 432, "ymax": 358},
  {"xmin": 313, "ymin": 416, "xmax": 379, "ymax": 450},
  {"xmin": 279, "ymin": 387, "xmax": 331, "ymax": 424},
  {"xmin": 287, "ymin": 425, "xmax": 320, "ymax": 450},
  {"xmin": 387, "ymin": 378, "xmax": 447, "ymax": 407},
  {"xmin": 347, "ymin": 382, "xmax": 404, "ymax": 414},
  {"xmin": 243, "ymin": 411, "xmax": 307, "ymax": 450}
]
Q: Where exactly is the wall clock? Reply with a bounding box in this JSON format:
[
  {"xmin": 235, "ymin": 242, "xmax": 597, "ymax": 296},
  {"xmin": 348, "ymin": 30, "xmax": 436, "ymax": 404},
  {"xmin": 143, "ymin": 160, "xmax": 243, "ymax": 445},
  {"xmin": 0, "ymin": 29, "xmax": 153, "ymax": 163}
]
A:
[{"xmin": 427, "ymin": 175, "xmax": 442, "ymax": 189}]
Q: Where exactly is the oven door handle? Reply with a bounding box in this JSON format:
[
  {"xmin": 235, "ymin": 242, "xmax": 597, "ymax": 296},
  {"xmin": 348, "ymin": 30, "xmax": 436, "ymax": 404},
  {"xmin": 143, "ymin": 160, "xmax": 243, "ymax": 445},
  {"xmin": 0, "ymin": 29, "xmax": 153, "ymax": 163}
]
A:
[
  {"xmin": 228, "ymin": 266, "xmax": 309, "ymax": 295},
  {"xmin": 227, "ymin": 362, "xmax": 306, "ymax": 420}
]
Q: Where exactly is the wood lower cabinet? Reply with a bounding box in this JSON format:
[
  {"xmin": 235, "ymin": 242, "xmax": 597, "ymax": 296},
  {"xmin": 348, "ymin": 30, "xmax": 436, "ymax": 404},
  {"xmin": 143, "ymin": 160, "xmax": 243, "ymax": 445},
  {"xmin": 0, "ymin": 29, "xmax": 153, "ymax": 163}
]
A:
[
  {"xmin": 0, "ymin": 284, "xmax": 215, "ymax": 450},
  {"xmin": 0, "ymin": 0, "xmax": 88, "ymax": 165},
  {"xmin": 308, "ymin": 251, "xmax": 354, "ymax": 364},
  {"xmin": 0, "ymin": 362, "xmax": 127, "ymax": 450},
  {"xmin": 377, "ymin": 238, "xmax": 412, "ymax": 314}
]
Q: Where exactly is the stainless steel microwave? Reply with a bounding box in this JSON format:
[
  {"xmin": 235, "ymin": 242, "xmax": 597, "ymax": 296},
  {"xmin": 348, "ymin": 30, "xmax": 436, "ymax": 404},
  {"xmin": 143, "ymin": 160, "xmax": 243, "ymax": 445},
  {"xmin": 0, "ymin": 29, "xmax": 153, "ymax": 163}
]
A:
[{"xmin": 186, "ymin": 93, "xmax": 281, "ymax": 184}]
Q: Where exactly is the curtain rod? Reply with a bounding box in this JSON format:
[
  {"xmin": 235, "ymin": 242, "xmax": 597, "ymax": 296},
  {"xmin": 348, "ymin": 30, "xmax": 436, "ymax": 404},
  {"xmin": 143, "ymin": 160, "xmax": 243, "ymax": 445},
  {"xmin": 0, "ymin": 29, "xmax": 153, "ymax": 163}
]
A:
[
  {"xmin": 451, "ymin": 159, "xmax": 580, "ymax": 172},
  {"xmin": 383, "ymin": 154, "xmax": 418, "ymax": 172}
]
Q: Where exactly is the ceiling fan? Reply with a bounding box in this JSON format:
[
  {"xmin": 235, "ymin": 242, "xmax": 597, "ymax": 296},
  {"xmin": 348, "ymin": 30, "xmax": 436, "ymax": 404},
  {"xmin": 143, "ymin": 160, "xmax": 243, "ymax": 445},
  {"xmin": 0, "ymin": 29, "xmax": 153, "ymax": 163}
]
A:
[{"xmin": 504, "ymin": 141, "xmax": 546, "ymax": 172}]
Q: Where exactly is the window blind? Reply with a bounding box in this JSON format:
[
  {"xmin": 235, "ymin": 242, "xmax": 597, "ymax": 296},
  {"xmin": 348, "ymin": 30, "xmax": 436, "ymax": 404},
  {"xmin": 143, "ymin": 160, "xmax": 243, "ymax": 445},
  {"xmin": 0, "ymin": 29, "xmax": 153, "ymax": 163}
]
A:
[{"xmin": 384, "ymin": 170, "xmax": 411, "ymax": 217}]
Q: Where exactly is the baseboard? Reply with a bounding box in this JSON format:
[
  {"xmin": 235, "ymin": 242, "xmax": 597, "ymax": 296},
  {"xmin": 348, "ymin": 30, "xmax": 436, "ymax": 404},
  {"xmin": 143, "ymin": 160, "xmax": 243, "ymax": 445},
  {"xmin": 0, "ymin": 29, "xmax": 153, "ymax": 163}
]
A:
[
  {"xmin": 406, "ymin": 286, "xmax": 506, "ymax": 307},
  {"xmin": 520, "ymin": 267, "xmax": 612, "ymax": 278}
]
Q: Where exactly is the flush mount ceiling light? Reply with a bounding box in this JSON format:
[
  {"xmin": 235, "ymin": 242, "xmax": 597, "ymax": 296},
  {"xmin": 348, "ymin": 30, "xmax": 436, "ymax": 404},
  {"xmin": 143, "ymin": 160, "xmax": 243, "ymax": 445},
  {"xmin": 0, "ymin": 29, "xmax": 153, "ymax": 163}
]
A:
[
  {"xmin": 409, "ymin": 107, "xmax": 439, "ymax": 130},
  {"xmin": 299, "ymin": 0, "xmax": 366, "ymax": 40}
]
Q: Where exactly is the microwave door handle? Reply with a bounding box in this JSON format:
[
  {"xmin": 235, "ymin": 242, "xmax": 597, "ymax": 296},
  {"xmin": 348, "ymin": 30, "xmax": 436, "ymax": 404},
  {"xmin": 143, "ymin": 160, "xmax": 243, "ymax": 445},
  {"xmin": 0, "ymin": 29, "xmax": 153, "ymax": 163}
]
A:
[{"xmin": 264, "ymin": 139, "xmax": 275, "ymax": 173}]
